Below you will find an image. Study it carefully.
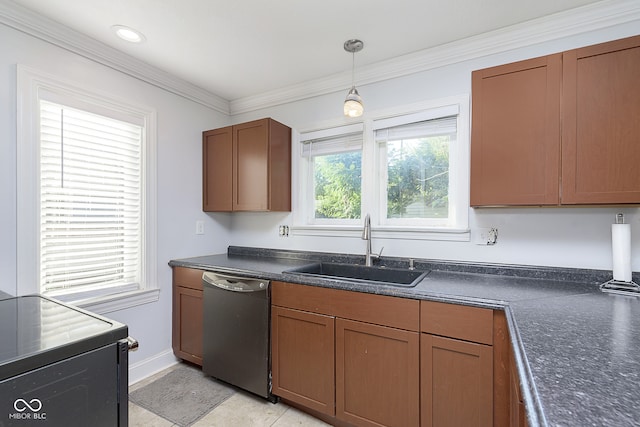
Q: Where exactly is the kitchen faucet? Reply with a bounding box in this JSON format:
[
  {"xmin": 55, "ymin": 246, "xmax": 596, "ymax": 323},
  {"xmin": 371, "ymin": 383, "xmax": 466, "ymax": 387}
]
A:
[{"xmin": 362, "ymin": 214, "xmax": 382, "ymax": 266}]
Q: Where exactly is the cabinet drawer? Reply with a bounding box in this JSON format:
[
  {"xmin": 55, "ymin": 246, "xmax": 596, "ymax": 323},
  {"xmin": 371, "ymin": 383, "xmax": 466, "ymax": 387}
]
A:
[
  {"xmin": 272, "ymin": 281, "xmax": 420, "ymax": 332},
  {"xmin": 421, "ymin": 300, "xmax": 493, "ymax": 345},
  {"xmin": 173, "ymin": 267, "xmax": 204, "ymax": 290}
]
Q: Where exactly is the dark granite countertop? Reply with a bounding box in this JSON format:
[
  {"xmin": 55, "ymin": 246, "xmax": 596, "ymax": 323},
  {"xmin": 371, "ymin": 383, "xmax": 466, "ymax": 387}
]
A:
[{"xmin": 169, "ymin": 246, "xmax": 640, "ymax": 427}]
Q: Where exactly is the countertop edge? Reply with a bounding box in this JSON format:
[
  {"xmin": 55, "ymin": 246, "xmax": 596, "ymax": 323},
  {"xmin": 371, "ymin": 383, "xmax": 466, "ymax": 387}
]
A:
[{"xmin": 505, "ymin": 306, "xmax": 547, "ymax": 427}]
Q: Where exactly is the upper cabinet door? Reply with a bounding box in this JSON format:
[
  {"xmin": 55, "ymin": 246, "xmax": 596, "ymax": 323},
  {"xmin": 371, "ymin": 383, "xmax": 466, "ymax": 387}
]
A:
[
  {"xmin": 233, "ymin": 119, "xmax": 270, "ymax": 211},
  {"xmin": 561, "ymin": 35, "xmax": 640, "ymax": 204},
  {"xmin": 203, "ymin": 126, "xmax": 233, "ymax": 212},
  {"xmin": 470, "ymin": 54, "xmax": 561, "ymax": 206}
]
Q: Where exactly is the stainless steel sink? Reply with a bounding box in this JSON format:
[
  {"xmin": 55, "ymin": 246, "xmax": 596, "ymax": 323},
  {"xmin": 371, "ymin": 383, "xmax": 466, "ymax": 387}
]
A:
[{"xmin": 283, "ymin": 262, "xmax": 428, "ymax": 287}]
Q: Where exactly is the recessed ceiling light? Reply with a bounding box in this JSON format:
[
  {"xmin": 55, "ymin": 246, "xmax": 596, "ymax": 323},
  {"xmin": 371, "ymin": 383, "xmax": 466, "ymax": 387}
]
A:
[{"xmin": 111, "ymin": 25, "xmax": 146, "ymax": 43}]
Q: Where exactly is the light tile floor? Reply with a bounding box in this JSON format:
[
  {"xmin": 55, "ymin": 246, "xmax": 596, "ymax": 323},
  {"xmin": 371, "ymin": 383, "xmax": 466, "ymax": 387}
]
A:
[{"xmin": 129, "ymin": 363, "xmax": 330, "ymax": 427}]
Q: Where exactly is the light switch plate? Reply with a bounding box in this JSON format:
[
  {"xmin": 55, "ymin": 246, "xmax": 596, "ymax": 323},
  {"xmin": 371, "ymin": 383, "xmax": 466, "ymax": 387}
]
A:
[{"xmin": 196, "ymin": 220, "xmax": 204, "ymax": 235}]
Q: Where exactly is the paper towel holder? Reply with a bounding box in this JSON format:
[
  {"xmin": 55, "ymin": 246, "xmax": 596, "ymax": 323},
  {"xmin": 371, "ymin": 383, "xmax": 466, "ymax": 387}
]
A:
[
  {"xmin": 600, "ymin": 279, "xmax": 640, "ymax": 296},
  {"xmin": 601, "ymin": 213, "xmax": 639, "ymax": 296}
]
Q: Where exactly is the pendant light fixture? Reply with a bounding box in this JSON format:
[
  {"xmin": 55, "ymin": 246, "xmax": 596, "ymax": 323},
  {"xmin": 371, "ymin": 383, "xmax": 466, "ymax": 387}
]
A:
[{"xmin": 343, "ymin": 39, "xmax": 364, "ymax": 118}]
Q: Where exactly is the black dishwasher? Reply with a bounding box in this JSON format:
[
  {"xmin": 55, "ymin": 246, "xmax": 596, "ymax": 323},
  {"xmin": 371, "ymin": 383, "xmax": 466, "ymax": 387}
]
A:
[{"xmin": 202, "ymin": 272, "xmax": 275, "ymax": 402}]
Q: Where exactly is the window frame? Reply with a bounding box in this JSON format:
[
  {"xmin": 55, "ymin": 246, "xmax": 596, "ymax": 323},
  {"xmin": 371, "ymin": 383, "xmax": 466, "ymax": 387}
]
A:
[
  {"xmin": 297, "ymin": 122, "xmax": 364, "ymax": 227},
  {"xmin": 292, "ymin": 95, "xmax": 470, "ymax": 241},
  {"xmin": 16, "ymin": 64, "xmax": 159, "ymax": 314}
]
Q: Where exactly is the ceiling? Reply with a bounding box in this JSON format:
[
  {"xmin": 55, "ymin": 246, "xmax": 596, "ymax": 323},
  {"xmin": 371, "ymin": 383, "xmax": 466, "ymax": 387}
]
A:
[{"xmin": 9, "ymin": 0, "xmax": 605, "ymax": 103}]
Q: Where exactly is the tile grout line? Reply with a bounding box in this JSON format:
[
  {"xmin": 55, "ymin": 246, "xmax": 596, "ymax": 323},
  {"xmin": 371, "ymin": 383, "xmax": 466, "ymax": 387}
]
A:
[{"xmin": 269, "ymin": 406, "xmax": 292, "ymax": 427}]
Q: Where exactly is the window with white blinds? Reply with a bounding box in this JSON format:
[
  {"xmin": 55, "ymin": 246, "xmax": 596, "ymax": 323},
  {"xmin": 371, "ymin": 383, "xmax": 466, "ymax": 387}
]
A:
[
  {"xmin": 375, "ymin": 116, "xmax": 458, "ymax": 226},
  {"xmin": 293, "ymin": 96, "xmax": 470, "ymax": 238},
  {"xmin": 299, "ymin": 123, "xmax": 364, "ymax": 222},
  {"xmin": 39, "ymin": 100, "xmax": 143, "ymax": 297}
]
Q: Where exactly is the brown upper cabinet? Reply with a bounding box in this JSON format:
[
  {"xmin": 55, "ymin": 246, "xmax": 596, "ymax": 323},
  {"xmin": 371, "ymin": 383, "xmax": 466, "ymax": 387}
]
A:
[
  {"xmin": 203, "ymin": 118, "xmax": 291, "ymax": 212},
  {"xmin": 471, "ymin": 35, "xmax": 640, "ymax": 207},
  {"xmin": 471, "ymin": 54, "xmax": 561, "ymax": 206},
  {"xmin": 562, "ymin": 36, "xmax": 640, "ymax": 204}
]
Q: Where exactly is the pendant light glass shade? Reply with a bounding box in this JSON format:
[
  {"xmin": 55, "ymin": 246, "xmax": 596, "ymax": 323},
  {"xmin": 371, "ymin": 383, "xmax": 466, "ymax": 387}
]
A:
[
  {"xmin": 344, "ymin": 86, "xmax": 364, "ymax": 117},
  {"xmin": 343, "ymin": 39, "xmax": 364, "ymax": 118}
]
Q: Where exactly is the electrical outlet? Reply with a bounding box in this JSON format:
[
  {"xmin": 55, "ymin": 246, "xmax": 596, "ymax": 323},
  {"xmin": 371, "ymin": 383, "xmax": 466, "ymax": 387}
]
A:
[
  {"xmin": 196, "ymin": 220, "xmax": 204, "ymax": 235},
  {"xmin": 474, "ymin": 227, "xmax": 498, "ymax": 245},
  {"xmin": 278, "ymin": 225, "xmax": 290, "ymax": 237}
]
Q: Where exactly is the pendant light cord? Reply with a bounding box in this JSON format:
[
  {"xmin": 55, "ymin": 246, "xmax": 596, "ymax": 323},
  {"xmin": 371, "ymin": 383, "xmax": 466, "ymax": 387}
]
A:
[{"xmin": 351, "ymin": 51, "xmax": 355, "ymax": 88}]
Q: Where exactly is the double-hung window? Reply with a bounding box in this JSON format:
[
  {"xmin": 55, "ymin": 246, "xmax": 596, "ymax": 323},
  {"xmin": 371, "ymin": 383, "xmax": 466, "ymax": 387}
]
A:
[
  {"xmin": 374, "ymin": 105, "xmax": 463, "ymax": 228},
  {"xmin": 298, "ymin": 123, "xmax": 364, "ymax": 225},
  {"xmin": 39, "ymin": 100, "xmax": 142, "ymax": 298},
  {"xmin": 295, "ymin": 96, "xmax": 469, "ymax": 239},
  {"xmin": 17, "ymin": 65, "xmax": 158, "ymax": 312}
]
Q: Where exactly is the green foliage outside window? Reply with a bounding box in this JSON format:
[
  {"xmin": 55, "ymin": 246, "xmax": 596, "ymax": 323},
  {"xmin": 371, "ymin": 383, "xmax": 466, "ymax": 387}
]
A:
[
  {"xmin": 387, "ymin": 136, "xmax": 449, "ymax": 219},
  {"xmin": 314, "ymin": 151, "xmax": 361, "ymax": 219},
  {"xmin": 312, "ymin": 135, "xmax": 449, "ymax": 220}
]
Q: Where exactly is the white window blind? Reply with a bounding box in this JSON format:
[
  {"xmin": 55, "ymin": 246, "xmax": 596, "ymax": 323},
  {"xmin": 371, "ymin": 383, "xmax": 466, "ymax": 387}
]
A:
[
  {"xmin": 300, "ymin": 122, "xmax": 364, "ymax": 157},
  {"xmin": 374, "ymin": 116, "xmax": 458, "ymax": 142},
  {"xmin": 39, "ymin": 100, "xmax": 143, "ymax": 297},
  {"xmin": 301, "ymin": 132, "xmax": 363, "ymax": 157}
]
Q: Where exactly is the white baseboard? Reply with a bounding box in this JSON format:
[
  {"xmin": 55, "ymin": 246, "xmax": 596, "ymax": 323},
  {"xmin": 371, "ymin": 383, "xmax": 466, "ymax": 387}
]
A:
[{"xmin": 128, "ymin": 349, "xmax": 179, "ymax": 386}]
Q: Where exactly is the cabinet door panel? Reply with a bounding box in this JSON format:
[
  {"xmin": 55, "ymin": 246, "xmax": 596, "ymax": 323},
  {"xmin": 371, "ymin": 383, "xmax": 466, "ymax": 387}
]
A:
[
  {"xmin": 172, "ymin": 286, "xmax": 203, "ymax": 365},
  {"xmin": 336, "ymin": 318, "xmax": 419, "ymax": 427},
  {"xmin": 562, "ymin": 35, "xmax": 640, "ymax": 204},
  {"xmin": 271, "ymin": 306, "xmax": 335, "ymax": 416},
  {"xmin": 233, "ymin": 119, "xmax": 269, "ymax": 210},
  {"xmin": 202, "ymin": 126, "xmax": 233, "ymax": 211},
  {"xmin": 421, "ymin": 334, "xmax": 493, "ymax": 427},
  {"xmin": 471, "ymin": 54, "xmax": 561, "ymax": 206}
]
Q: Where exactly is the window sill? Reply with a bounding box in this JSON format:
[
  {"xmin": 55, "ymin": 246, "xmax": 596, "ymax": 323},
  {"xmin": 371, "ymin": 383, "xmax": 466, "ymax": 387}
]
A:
[
  {"xmin": 291, "ymin": 225, "xmax": 470, "ymax": 241},
  {"xmin": 64, "ymin": 288, "xmax": 160, "ymax": 315}
]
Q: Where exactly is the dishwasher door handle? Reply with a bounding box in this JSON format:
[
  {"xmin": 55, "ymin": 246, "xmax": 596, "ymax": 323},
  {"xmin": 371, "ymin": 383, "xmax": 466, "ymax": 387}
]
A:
[{"xmin": 202, "ymin": 272, "xmax": 269, "ymax": 292}]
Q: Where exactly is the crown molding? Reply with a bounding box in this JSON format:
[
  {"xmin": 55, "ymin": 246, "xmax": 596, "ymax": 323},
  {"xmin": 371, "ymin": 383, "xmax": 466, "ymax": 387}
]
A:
[
  {"xmin": 0, "ymin": 0, "xmax": 230, "ymax": 114},
  {"xmin": 1, "ymin": 0, "xmax": 638, "ymax": 117},
  {"xmin": 230, "ymin": 0, "xmax": 640, "ymax": 115}
]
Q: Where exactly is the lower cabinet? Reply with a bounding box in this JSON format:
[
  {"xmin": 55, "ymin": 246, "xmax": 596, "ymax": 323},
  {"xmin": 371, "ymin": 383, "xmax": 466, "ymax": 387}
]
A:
[
  {"xmin": 271, "ymin": 281, "xmax": 518, "ymax": 427},
  {"xmin": 271, "ymin": 306, "xmax": 335, "ymax": 415},
  {"xmin": 271, "ymin": 281, "xmax": 420, "ymax": 427},
  {"xmin": 172, "ymin": 266, "xmax": 204, "ymax": 365},
  {"xmin": 421, "ymin": 334, "xmax": 493, "ymax": 426},
  {"xmin": 420, "ymin": 300, "xmax": 511, "ymax": 427},
  {"xmin": 336, "ymin": 318, "xmax": 420, "ymax": 427}
]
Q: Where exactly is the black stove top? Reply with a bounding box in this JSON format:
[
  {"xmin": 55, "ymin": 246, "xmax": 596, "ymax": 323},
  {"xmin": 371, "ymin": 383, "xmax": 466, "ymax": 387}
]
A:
[{"xmin": 0, "ymin": 295, "xmax": 128, "ymax": 379}]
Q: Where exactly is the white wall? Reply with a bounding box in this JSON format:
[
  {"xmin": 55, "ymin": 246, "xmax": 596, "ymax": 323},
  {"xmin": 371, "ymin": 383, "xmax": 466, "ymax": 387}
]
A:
[
  {"xmin": 225, "ymin": 22, "xmax": 640, "ymax": 272},
  {"xmin": 1, "ymin": 8, "xmax": 638, "ymax": 384},
  {"xmin": 0, "ymin": 22, "xmax": 231, "ymax": 380}
]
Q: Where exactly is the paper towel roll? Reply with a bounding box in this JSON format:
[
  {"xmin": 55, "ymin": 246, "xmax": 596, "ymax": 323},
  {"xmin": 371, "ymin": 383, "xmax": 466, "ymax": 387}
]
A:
[{"xmin": 612, "ymin": 223, "xmax": 632, "ymax": 282}]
